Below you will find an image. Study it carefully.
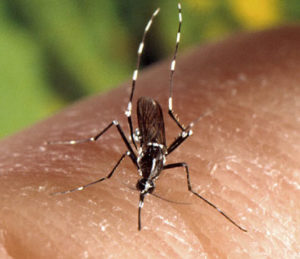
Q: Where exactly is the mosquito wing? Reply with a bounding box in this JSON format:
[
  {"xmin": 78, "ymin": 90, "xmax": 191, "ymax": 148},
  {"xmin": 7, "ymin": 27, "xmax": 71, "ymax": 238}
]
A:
[{"xmin": 137, "ymin": 97, "xmax": 166, "ymax": 146}]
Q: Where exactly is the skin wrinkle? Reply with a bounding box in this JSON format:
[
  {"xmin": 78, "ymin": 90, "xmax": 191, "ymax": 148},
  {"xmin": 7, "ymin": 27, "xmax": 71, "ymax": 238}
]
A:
[{"xmin": 0, "ymin": 26, "xmax": 299, "ymax": 257}]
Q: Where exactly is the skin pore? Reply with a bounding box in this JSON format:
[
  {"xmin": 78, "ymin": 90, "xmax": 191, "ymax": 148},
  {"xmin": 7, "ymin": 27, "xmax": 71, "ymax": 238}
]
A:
[{"xmin": 0, "ymin": 26, "xmax": 299, "ymax": 258}]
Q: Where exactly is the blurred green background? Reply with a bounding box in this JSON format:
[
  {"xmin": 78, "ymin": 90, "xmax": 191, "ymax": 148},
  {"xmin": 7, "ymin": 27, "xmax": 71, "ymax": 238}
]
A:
[{"xmin": 0, "ymin": 0, "xmax": 299, "ymax": 139}]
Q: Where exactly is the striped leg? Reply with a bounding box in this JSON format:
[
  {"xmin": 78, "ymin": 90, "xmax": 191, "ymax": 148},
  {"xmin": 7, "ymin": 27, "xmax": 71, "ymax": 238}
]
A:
[
  {"xmin": 51, "ymin": 151, "xmax": 129, "ymax": 196},
  {"xmin": 167, "ymin": 110, "xmax": 212, "ymax": 155},
  {"xmin": 163, "ymin": 162, "xmax": 247, "ymax": 232},
  {"xmin": 168, "ymin": 3, "xmax": 185, "ymax": 131},
  {"xmin": 47, "ymin": 120, "xmax": 138, "ymax": 167},
  {"xmin": 167, "ymin": 126, "xmax": 193, "ymax": 155},
  {"xmin": 125, "ymin": 8, "xmax": 160, "ymax": 149},
  {"xmin": 46, "ymin": 121, "xmax": 117, "ymax": 145}
]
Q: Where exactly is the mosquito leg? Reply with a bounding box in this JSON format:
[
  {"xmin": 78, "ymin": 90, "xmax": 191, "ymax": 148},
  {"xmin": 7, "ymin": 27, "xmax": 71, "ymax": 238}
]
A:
[
  {"xmin": 51, "ymin": 151, "xmax": 130, "ymax": 196},
  {"xmin": 125, "ymin": 8, "xmax": 160, "ymax": 149},
  {"xmin": 167, "ymin": 4, "xmax": 213, "ymax": 148},
  {"xmin": 46, "ymin": 121, "xmax": 116, "ymax": 145},
  {"xmin": 163, "ymin": 162, "xmax": 247, "ymax": 232},
  {"xmin": 168, "ymin": 3, "xmax": 185, "ymax": 131},
  {"xmin": 167, "ymin": 129, "xmax": 192, "ymax": 155},
  {"xmin": 167, "ymin": 109, "xmax": 212, "ymax": 155},
  {"xmin": 47, "ymin": 120, "xmax": 138, "ymax": 167}
]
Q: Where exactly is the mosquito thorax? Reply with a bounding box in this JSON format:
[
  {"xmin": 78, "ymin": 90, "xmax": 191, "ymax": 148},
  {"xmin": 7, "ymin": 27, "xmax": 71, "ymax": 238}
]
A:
[{"xmin": 137, "ymin": 144, "xmax": 166, "ymax": 178}]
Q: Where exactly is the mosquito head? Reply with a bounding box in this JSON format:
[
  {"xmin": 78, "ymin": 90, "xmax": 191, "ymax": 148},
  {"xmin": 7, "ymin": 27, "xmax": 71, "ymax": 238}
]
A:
[{"xmin": 136, "ymin": 178, "xmax": 155, "ymax": 194}]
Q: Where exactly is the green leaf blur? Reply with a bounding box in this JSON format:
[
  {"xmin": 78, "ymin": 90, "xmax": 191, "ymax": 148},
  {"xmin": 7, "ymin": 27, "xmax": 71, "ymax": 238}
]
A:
[{"xmin": 0, "ymin": 0, "xmax": 299, "ymax": 138}]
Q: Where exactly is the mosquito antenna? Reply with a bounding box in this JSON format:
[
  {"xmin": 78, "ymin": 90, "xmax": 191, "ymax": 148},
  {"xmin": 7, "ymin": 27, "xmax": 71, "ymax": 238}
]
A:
[{"xmin": 125, "ymin": 8, "xmax": 160, "ymax": 149}]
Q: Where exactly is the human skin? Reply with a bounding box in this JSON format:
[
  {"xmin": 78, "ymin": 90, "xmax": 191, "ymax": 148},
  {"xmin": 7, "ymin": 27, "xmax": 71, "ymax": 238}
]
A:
[{"xmin": 0, "ymin": 26, "xmax": 299, "ymax": 258}]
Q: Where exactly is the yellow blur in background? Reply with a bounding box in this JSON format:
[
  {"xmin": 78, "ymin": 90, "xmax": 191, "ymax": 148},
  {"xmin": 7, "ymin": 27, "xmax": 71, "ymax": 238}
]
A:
[{"xmin": 0, "ymin": 0, "xmax": 299, "ymax": 138}]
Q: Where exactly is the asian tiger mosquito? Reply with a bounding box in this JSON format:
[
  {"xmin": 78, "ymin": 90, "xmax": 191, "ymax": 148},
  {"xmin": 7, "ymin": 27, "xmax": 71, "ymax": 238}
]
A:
[{"xmin": 48, "ymin": 3, "xmax": 247, "ymax": 232}]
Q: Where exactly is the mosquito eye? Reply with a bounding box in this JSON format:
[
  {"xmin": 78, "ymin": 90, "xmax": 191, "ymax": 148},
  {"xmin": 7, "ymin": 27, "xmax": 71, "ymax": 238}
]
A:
[{"xmin": 136, "ymin": 179, "xmax": 146, "ymax": 191}]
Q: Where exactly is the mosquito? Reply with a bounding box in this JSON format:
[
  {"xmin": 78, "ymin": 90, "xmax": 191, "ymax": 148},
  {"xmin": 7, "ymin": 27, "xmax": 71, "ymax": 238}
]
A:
[{"xmin": 48, "ymin": 3, "xmax": 247, "ymax": 232}]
